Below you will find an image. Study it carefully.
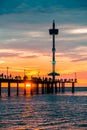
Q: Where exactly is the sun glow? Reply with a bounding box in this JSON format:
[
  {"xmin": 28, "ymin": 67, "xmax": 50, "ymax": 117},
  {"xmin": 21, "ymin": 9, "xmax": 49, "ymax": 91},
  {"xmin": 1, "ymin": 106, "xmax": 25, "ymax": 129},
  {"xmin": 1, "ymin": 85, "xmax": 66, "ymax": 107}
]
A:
[{"xmin": 26, "ymin": 83, "xmax": 31, "ymax": 88}]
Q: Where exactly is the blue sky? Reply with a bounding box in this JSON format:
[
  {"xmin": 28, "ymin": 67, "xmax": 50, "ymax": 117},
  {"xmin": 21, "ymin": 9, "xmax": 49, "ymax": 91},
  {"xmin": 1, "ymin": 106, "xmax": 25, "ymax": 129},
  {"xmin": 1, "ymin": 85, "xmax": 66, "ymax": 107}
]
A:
[
  {"xmin": 0, "ymin": 0, "xmax": 87, "ymax": 57},
  {"xmin": 0, "ymin": 0, "xmax": 87, "ymax": 14},
  {"xmin": 0, "ymin": 0, "xmax": 87, "ymax": 84},
  {"xmin": 0, "ymin": 0, "xmax": 87, "ymax": 24}
]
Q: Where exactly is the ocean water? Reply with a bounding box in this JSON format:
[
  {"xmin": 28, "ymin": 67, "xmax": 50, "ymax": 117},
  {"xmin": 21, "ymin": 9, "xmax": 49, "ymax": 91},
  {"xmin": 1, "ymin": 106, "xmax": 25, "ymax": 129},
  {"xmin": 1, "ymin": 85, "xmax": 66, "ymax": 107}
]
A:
[{"xmin": 0, "ymin": 87, "xmax": 87, "ymax": 130}]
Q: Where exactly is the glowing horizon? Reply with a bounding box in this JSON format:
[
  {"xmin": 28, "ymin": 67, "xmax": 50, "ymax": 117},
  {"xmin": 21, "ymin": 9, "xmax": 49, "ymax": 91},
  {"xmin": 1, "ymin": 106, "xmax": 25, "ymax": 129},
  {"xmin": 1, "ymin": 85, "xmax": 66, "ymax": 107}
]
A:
[{"xmin": 0, "ymin": 0, "xmax": 87, "ymax": 87}]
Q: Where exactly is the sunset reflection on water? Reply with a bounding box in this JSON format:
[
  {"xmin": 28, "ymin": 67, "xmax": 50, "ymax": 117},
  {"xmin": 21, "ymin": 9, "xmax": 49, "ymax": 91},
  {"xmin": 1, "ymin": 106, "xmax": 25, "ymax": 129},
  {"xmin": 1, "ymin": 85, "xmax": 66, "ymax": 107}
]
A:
[{"xmin": 0, "ymin": 88, "xmax": 87, "ymax": 130}]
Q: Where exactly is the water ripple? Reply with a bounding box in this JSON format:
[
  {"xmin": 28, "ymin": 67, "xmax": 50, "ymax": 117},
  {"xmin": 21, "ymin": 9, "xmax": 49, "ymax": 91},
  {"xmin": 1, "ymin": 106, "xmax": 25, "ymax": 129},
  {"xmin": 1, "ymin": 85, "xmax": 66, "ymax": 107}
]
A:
[{"xmin": 0, "ymin": 91, "xmax": 87, "ymax": 130}]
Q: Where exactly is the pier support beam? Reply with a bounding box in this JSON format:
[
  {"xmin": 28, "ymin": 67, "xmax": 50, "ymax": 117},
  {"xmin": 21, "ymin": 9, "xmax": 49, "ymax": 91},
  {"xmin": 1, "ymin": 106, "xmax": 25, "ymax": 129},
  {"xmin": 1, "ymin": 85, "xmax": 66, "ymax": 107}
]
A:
[
  {"xmin": 44, "ymin": 83, "xmax": 47, "ymax": 94},
  {"xmin": 72, "ymin": 82, "xmax": 75, "ymax": 93},
  {"xmin": 30, "ymin": 84, "xmax": 33, "ymax": 95},
  {"xmin": 8, "ymin": 82, "xmax": 10, "ymax": 96},
  {"xmin": 51, "ymin": 82, "xmax": 54, "ymax": 93},
  {"xmin": 58, "ymin": 82, "xmax": 60, "ymax": 93},
  {"xmin": 0, "ymin": 82, "xmax": 1, "ymax": 96},
  {"xmin": 17, "ymin": 82, "xmax": 19, "ymax": 96},
  {"xmin": 55, "ymin": 82, "xmax": 57, "ymax": 94},
  {"xmin": 62, "ymin": 82, "xmax": 65, "ymax": 93},
  {"xmin": 42, "ymin": 83, "xmax": 44, "ymax": 94},
  {"xmin": 24, "ymin": 83, "xmax": 26, "ymax": 96},
  {"xmin": 47, "ymin": 82, "xmax": 50, "ymax": 94},
  {"xmin": 36, "ymin": 83, "xmax": 39, "ymax": 94}
]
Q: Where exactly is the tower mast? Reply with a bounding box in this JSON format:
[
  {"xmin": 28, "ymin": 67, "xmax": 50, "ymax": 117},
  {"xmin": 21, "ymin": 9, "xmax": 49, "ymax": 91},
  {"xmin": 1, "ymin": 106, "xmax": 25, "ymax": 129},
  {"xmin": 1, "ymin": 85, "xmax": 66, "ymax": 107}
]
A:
[{"xmin": 48, "ymin": 20, "xmax": 59, "ymax": 81}]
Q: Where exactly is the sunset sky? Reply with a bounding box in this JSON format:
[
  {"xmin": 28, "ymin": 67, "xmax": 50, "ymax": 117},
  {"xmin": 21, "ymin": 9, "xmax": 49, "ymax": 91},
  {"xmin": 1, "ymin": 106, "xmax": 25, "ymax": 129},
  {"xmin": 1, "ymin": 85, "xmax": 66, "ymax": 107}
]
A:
[{"xmin": 0, "ymin": 0, "xmax": 87, "ymax": 86}]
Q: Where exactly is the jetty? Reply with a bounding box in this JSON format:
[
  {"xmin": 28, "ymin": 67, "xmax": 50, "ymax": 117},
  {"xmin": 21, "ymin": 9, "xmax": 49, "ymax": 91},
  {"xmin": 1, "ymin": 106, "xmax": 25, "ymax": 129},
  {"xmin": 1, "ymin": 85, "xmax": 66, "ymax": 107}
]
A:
[
  {"xmin": 0, "ymin": 77, "xmax": 77, "ymax": 97},
  {"xmin": 0, "ymin": 21, "xmax": 77, "ymax": 97}
]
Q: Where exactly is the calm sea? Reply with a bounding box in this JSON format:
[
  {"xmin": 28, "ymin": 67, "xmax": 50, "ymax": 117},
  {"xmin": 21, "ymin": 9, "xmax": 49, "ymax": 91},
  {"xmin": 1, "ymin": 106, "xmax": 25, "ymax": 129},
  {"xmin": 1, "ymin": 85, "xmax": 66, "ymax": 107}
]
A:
[{"xmin": 0, "ymin": 87, "xmax": 87, "ymax": 130}]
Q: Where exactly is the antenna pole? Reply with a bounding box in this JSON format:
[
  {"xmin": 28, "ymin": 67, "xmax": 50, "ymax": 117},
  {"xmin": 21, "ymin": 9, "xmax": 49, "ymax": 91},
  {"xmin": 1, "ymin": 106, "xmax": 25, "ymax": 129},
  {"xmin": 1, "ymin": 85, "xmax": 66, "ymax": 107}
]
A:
[{"xmin": 49, "ymin": 20, "xmax": 59, "ymax": 81}]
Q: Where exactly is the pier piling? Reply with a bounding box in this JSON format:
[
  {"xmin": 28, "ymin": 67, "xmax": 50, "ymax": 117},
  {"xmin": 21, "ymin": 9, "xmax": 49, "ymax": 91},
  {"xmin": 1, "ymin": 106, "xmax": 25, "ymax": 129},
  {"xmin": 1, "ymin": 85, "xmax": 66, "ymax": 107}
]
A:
[
  {"xmin": 0, "ymin": 82, "xmax": 1, "ymax": 96},
  {"xmin": 36, "ymin": 83, "xmax": 39, "ymax": 94},
  {"xmin": 8, "ymin": 82, "xmax": 10, "ymax": 96},
  {"xmin": 30, "ymin": 87, "xmax": 33, "ymax": 95},
  {"xmin": 17, "ymin": 82, "xmax": 19, "ymax": 96},
  {"xmin": 72, "ymin": 82, "xmax": 75, "ymax": 93},
  {"xmin": 47, "ymin": 82, "xmax": 50, "ymax": 94},
  {"xmin": 55, "ymin": 82, "xmax": 57, "ymax": 94},
  {"xmin": 42, "ymin": 83, "xmax": 44, "ymax": 94},
  {"xmin": 24, "ymin": 83, "xmax": 26, "ymax": 96},
  {"xmin": 58, "ymin": 82, "xmax": 60, "ymax": 93},
  {"xmin": 51, "ymin": 82, "xmax": 54, "ymax": 93},
  {"xmin": 62, "ymin": 82, "xmax": 65, "ymax": 93}
]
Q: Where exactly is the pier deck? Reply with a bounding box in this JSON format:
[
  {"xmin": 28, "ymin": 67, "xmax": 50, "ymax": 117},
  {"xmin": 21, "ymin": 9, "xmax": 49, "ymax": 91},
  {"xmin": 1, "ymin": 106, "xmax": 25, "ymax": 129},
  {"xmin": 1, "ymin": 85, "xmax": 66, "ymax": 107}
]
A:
[{"xmin": 0, "ymin": 77, "xmax": 77, "ymax": 97}]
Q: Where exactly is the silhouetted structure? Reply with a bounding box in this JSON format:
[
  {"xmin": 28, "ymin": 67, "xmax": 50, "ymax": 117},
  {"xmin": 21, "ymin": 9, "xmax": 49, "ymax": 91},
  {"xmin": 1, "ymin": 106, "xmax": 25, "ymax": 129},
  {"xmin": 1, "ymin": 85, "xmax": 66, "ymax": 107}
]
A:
[
  {"xmin": 48, "ymin": 20, "xmax": 60, "ymax": 81},
  {"xmin": 0, "ymin": 77, "xmax": 77, "ymax": 97},
  {"xmin": 0, "ymin": 21, "xmax": 77, "ymax": 97}
]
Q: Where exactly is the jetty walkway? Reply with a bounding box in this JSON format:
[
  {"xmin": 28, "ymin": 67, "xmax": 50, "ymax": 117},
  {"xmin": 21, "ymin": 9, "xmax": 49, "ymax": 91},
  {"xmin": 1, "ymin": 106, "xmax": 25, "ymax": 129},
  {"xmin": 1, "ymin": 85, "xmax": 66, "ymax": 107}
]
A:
[{"xmin": 0, "ymin": 77, "xmax": 77, "ymax": 97}]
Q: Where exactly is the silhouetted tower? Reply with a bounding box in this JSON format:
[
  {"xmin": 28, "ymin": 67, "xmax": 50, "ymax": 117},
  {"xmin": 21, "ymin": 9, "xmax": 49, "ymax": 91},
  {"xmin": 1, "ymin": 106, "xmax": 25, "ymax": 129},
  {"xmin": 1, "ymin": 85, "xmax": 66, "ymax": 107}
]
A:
[{"xmin": 48, "ymin": 20, "xmax": 60, "ymax": 81}]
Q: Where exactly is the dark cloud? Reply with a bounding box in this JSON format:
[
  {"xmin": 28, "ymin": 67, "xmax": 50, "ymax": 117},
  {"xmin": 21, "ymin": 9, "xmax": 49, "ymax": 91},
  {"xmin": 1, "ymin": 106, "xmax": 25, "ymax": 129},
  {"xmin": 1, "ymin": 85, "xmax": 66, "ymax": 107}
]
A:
[
  {"xmin": 20, "ymin": 55, "xmax": 39, "ymax": 59},
  {"xmin": 0, "ymin": 0, "xmax": 87, "ymax": 64},
  {"xmin": 0, "ymin": 0, "xmax": 87, "ymax": 15},
  {"xmin": 0, "ymin": 52, "xmax": 19, "ymax": 57},
  {"xmin": 0, "ymin": 51, "xmax": 40, "ymax": 59},
  {"xmin": 72, "ymin": 57, "xmax": 87, "ymax": 62},
  {"xmin": 56, "ymin": 44, "xmax": 87, "ymax": 63}
]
